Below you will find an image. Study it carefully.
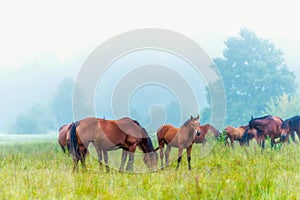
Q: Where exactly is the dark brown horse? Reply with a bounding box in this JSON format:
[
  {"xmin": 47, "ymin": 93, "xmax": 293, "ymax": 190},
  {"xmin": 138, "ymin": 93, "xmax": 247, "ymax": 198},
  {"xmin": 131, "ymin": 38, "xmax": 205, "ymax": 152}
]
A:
[
  {"xmin": 248, "ymin": 115, "xmax": 283, "ymax": 148},
  {"xmin": 224, "ymin": 125, "xmax": 249, "ymax": 148},
  {"xmin": 69, "ymin": 117, "xmax": 158, "ymax": 172},
  {"xmin": 194, "ymin": 124, "xmax": 221, "ymax": 145},
  {"xmin": 281, "ymin": 115, "xmax": 300, "ymax": 142},
  {"xmin": 58, "ymin": 123, "xmax": 73, "ymax": 153},
  {"xmin": 157, "ymin": 115, "xmax": 200, "ymax": 170}
]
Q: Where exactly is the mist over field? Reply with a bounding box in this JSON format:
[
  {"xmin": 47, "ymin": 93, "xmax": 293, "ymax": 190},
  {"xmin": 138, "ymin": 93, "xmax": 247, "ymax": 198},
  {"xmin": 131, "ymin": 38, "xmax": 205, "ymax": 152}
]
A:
[
  {"xmin": 0, "ymin": 32, "xmax": 299, "ymax": 134},
  {"xmin": 0, "ymin": 1, "xmax": 300, "ymax": 135}
]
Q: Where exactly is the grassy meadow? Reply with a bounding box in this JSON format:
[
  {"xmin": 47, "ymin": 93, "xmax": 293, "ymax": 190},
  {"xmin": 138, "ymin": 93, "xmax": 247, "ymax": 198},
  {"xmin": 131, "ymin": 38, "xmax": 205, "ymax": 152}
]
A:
[{"xmin": 1, "ymin": 137, "xmax": 300, "ymax": 199}]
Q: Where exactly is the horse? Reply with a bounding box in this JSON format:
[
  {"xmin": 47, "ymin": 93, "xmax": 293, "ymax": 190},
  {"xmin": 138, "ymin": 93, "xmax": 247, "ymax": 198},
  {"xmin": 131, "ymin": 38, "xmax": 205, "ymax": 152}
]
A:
[
  {"xmin": 58, "ymin": 123, "xmax": 73, "ymax": 153},
  {"xmin": 248, "ymin": 115, "xmax": 283, "ymax": 148},
  {"xmin": 69, "ymin": 117, "xmax": 158, "ymax": 172},
  {"xmin": 281, "ymin": 115, "xmax": 300, "ymax": 142},
  {"xmin": 194, "ymin": 124, "xmax": 221, "ymax": 145},
  {"xmin": 224, "ymin": 125, "xmax": 249, "ymax": 148},
  {"xmin": 156, "ymin": 115, "xmax": 200, "ymax": 170}
]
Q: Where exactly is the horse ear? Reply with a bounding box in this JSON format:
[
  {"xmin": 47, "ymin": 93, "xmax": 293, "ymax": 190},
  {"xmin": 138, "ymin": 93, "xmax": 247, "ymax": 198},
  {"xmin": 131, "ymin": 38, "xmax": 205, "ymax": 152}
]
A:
[
  {"xmin": 196, "ymin": 115, "xmax": 200, "ymax": 120},
  {"xmin": 190, "ymin": 115, "xmax": 193, "ymax": 120},
  {"xmin": 251, "ymin": 116, "xmax": 253, "ymax": 120}
]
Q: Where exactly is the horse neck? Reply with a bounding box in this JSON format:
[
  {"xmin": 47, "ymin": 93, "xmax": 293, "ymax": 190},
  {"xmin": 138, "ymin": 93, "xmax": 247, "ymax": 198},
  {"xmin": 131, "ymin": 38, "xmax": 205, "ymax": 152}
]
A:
[
  {"xmin": 139, "ymin": 137, "xmax": 154, "ymax": 153},
  {"xmin": 181, "ymin": 124, "xmax": 196, "ymax": 136}
]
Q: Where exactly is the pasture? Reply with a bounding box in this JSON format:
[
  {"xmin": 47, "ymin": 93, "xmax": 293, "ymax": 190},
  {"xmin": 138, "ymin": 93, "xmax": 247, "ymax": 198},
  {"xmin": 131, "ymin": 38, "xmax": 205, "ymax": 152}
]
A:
[{"xmin": 1, "ymin": 136, "xmax": 300, "ymax": 199}]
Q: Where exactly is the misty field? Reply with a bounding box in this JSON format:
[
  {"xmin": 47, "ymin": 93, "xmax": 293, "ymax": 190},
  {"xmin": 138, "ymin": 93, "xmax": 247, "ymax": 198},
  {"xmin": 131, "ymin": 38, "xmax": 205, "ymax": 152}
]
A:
[{"xmin": 1, "ymin": 139, "xmax": 300, "ymax": 199}]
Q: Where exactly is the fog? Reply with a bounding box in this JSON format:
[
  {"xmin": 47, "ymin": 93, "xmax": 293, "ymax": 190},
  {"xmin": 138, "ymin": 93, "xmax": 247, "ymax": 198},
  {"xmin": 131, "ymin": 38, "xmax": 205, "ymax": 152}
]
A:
[{"xmin": 0, "ymin": 0, "xmax": 299, "ymax": 134}]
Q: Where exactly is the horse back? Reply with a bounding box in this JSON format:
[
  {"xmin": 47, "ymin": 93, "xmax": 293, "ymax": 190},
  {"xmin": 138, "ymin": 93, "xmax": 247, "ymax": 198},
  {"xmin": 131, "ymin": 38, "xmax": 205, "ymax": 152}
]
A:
[
  {"xmin": 58, "ymin": 123, "xmax": 72, "ymax": 146},
  {"xmin": 157, "ymin": 124, "xmax": 179, "ymax": 144},
  {"xmin": 289, "ymin": 116, "xmax": 300, "ymax": 130}
]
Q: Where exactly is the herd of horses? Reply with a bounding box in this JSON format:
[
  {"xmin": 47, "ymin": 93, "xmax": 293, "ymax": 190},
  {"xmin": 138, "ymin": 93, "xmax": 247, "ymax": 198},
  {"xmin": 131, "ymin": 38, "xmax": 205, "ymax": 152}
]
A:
[{"xmin": 58, "ymin": 114, "xmax": 300, "ymax": 172}]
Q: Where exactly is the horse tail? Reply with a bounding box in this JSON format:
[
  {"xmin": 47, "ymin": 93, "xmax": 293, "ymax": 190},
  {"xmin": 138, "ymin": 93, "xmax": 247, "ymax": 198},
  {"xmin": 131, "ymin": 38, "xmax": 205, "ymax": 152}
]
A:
[
  {"xmin": 156, "ymin": 125, "xmax": 169, "ymax": 148},
  {"xmin": 69, "ymin": 122, "xmax": 80, "ymax": 159},
  {"xmin": 58, "ymin": 141, "xmax": 66, "ymax": 153},
  {"xmin": 210, "ymin": 125, "xmax": 221, "ymax": 139}
]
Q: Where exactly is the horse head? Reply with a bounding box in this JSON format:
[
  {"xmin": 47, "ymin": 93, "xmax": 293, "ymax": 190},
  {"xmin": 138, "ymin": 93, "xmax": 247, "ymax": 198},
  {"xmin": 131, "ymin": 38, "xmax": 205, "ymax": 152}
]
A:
[
  {"xmin": 280, "ymin": 119, "xmax": 291, "ymax": 141},
  {"xmin": 187, "ymin": 115, "xmax": 200, "ymax": 135}
]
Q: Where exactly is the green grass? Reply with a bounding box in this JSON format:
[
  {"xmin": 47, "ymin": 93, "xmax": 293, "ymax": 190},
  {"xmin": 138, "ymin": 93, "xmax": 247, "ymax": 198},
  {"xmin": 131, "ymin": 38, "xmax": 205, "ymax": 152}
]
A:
[{"xmin": 1, "ymin": 141, "xmax": 300, "ymax": 199}]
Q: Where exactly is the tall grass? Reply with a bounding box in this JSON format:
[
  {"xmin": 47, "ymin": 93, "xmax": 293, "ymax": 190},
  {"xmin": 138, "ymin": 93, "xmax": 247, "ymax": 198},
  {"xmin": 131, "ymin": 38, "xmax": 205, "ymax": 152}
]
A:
[{"xmin": 1, "ymin": 141, "xmax": 300, "ymax": 199}]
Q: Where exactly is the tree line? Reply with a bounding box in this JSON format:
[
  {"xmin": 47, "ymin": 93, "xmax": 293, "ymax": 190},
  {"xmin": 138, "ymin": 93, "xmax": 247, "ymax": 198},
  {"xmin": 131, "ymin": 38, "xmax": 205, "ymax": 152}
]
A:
[{"xmin": 11, "ymin": 28, "xmax": 300, "ymax": 134}]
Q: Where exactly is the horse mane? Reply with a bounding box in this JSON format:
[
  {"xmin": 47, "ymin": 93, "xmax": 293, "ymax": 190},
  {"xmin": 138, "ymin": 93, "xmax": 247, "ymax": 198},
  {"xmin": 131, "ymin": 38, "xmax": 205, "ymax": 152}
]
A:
[
  {"xmin": 182, "ymin": 118, "xmax": 191, "ymax": 127},
  {"xmin": 281, "ymin": 119, "xmax": 290, "ymax": 129},
  {"xmin": 127, "ymin": 118, "xmax": 154, "ymax": 152},
  {"xmin": 139, "ymin": 126, "xmax": 155, "ymax": 152},
  {"xmin": 253, "ymin": 115, "xmax": 272, "ymax": 121}
]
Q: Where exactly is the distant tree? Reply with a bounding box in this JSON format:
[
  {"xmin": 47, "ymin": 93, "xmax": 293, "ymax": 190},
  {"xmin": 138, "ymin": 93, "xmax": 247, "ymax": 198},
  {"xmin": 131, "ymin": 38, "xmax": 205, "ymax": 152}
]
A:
[
  {"xmin": 263, "ymin": 93, "xmax": 300, "ymax": 119},
  {"xmin": 165, "ymin": 101, "xmax": 181, "ymax": 126},
  {"xmin": 12, "ymin": 104, "xmax": 51, "ymax": 134},
  {"xmin": 12, "ymin": 77, "xmax": 79, "ymax": 134},
  {"xmin": 49, "ymin": 77, "xmax": 74, "ymax": 128},
  {"xmin": 200, "ymin": 78, "xmax": 226, "ymax": 129},
  {"xmin": 213, "ymin": 28, "xmax": 296, "ymax": 126}
]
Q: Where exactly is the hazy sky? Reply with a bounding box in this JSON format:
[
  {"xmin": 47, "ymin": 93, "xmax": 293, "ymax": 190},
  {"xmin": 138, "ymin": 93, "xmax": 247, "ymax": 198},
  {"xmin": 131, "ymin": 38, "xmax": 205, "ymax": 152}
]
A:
[
  {"xmin": 0, "ymin": 0, "xmax": 299, "ymax": 130},
  {"xmin": 0, "ymin": 0, "xmax": 299, "ymax": 67}
]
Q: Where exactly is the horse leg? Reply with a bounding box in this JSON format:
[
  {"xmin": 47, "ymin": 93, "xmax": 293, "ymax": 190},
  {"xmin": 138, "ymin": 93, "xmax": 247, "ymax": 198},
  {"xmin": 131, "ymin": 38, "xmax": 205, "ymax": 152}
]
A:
[
  {"xmin": 270, "ymin": 135, "xmax": 275, "ymax": 149},
  {"xmin": 230, "ymin": 137, "xmax": 234, "ymax": 149},
  {"xmin": 78, "ymin": 146, "xmax": 87, "ymax": 172},
  {"xmin": 97, "ymin": 149, "xmax": 103, "ymax": 169},
  {"xmin": 159, "ymin": 147, "xmax": 164, "ymax": 169},
  {"xmin": 261, "ymin": 137, "xmax": 266, "ymax": 149},
  {"xmin": 119, "ymin": 149, "xmax": 128, "ymax": 172},
  {"xmin": 103, "ymin": 150, "xmax": 109, "ymax": 173},
  {"xmin": 159, "ymin": 141, "xmax": 165, "ymax": 169},
  {"xmin": 72, "ymin": 157, "xmax": 79, "ymax": 173},
  {"xmin": 124, "ymin": 143, "xmax": 137, "ymax": 172},
  {"xmin": 225, "ymin": 135, "xmax": 229, "ymax": 146},
  {"xmin": 176, "ymin": 145, "xmax": 184, "ymax": 170},
  {"xmin": 126, "ymin": 152, "xmax": 135, "ymax": 172},
  {"xmin": 187, "ymin": 145, "xmax": 193, "ymax": 170},
  {"xmin": 291, "ymin": 131, "xmax": 296, "ymax": 143},
  {"xmin": 165, "ymin": 145, "xmax": 171, "ymax": 167}
]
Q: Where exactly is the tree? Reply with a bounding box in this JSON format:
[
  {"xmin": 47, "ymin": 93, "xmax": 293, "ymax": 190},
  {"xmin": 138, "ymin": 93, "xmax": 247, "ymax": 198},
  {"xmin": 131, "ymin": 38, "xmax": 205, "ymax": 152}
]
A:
[
  {"xmin": 49, "ymin": 77, "xmax": 74, "ymax": 128},
  {"xmin": 11, "ymin": 104, "xmax": 52, "ymax": 134},
  {"xmin": 213, "ymin": 28, "xmax": 296, "ymax": 126},
  {"xmin": 263, "ymin": 93, "xmax": 300, "ymax": 119}
]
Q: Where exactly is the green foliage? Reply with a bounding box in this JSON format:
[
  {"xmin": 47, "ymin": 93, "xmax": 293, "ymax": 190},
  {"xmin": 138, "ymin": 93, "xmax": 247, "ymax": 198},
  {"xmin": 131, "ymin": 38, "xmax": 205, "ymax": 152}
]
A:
[
  {"xmin": 263, "ymin": 93, "xmax": 300, "ymax": 119},
  {"xmin": 12, "ymin": 77, "xmax": 75, "ymax": 134},
  {"xmin": 217, "ymin": 129, "xmax": 227, "ymax": 144},
  {"xmin": 11, "ymin": 104, "xmax": 53, "ymax": 134},
  {"xmin": 212, "ymin": 28, "xmax": 296, "ymax": 126}
]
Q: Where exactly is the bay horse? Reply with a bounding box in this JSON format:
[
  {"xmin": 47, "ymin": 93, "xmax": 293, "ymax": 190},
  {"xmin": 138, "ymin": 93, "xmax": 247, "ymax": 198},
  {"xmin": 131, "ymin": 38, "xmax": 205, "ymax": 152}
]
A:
[
  {"xmin": 194, "ymin": 124, "xmax": 221, "ymax": 145},
  {"xmin": 58, "ymin": 123, "xmax": 72, "ymax": 153},
  {"xmin": 248, "ymin": 115, "xmax": 283, "ymax": 148},
  {"xmin": 69, "ymin": 117, "xmax": 158, "ymax": 172},
  {"xmin": 224, "ymin": 125, "xmax": 249, "ymax": 148},
  {"xmin": 281, "ymin": 115, "xmax": 300, "ymax": 142},
  {"xmin": 157, "ymin": 115, "xmax": 200, "ymax": 170}
]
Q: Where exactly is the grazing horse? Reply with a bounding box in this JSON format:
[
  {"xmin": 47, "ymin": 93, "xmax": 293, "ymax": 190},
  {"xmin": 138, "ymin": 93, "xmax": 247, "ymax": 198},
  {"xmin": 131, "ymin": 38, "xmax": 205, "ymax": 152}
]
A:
[
  {"xmin": 58, "ymin": 123, "xmax": 73, "ymax": 153},
  {"xmin": 69, "ymin": 117, "xmax": 158, "ymax": 172},
  {"xmin": 224, "ymin": 125, "xmax": 249, "ymax": 148},
  {"xmin": 194, "ymin": 124, "xmax": 221, "ymax": 145},
  {"xmin": 157, "ymin": 115, "xmax": 200, "ymax": 170},
  {"xmin": 281, "ymin": 115, "xmax": 300, "ymax": 142},
  {"xmin": 248, "ymin": 115, "xmax": 283, "ymax": 148}
]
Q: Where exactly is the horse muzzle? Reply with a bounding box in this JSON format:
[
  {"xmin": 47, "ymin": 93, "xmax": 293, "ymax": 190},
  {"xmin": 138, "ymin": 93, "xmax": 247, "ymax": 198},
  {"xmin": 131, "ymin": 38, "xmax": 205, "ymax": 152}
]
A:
[{"xmin": 281, "ymin": 134, "xmax": 287, "ymax": 141}]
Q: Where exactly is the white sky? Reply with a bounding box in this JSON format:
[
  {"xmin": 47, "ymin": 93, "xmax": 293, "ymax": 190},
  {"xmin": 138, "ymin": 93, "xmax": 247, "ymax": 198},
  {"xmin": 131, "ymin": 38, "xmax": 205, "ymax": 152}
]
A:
[{"xmin": 0, "ymin": 0, "xmax": 299, "ymax": 67}]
